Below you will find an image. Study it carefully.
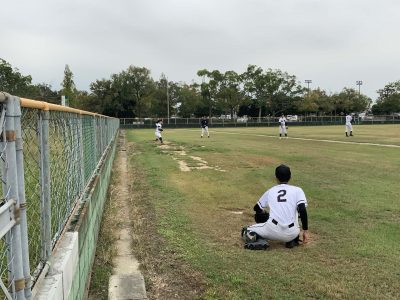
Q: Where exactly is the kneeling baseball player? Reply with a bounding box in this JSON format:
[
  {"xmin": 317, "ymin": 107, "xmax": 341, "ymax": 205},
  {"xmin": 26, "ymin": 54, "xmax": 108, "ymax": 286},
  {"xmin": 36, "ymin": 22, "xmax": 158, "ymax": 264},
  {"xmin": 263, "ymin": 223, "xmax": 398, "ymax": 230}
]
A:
[{"xmin": 242, "ymin": 164, "xmax": 309, "ymax": 250}]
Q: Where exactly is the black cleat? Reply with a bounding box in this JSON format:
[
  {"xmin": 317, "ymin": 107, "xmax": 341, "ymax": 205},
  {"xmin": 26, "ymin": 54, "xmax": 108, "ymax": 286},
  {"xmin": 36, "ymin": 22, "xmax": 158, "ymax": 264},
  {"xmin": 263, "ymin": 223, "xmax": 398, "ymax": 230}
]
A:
[
  {"xmin": 285, "ymin": 236, "xmax": 300, "ymax": 248},
  {"xmin": 285, "ymin": 241, "xmax": 297, "ymax": 248},
  {"xmin": 244, "ymin": 239, "xmax": 269, "ymax": 250}
]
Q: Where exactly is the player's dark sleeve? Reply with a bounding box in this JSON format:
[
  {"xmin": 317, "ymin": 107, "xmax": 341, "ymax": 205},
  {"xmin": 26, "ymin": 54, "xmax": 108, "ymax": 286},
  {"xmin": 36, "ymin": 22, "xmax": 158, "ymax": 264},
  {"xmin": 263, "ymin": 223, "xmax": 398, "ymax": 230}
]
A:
[
  {"xmin": 297, "ymin": 203, "xmax": 308, "ymax": 230},
  {"xmin": 253, "ymin": 203, "xmax": 269, "ymax": 223},
  {"xmin": 253, "ymin": 203, "xmax": 263, "ymax": 213}
]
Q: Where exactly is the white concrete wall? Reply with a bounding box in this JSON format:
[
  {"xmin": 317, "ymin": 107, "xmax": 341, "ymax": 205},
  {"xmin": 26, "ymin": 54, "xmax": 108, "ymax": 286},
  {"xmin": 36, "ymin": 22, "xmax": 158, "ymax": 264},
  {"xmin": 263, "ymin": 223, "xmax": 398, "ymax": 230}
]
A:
[{"xmin": 34, "ymin": 232, "xmax": 79, "ymax": 300}]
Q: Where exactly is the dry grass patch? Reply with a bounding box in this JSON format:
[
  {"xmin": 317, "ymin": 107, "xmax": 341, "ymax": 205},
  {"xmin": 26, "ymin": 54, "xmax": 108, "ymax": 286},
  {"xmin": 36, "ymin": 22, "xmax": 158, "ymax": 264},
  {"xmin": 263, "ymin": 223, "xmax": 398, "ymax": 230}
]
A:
[{"xmin": 127, "ymin": 141, "xmax": 207, "ymax": 300}]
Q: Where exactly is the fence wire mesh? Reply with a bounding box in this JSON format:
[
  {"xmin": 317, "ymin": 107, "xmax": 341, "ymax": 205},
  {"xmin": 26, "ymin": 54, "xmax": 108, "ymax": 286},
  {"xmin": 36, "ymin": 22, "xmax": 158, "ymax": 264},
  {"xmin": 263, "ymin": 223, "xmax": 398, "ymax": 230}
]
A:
[
  {"xmin": 49, "ymin": 111, "xmax": 83, "ymax": 246},
  {"xmin": 0, "ymin": 233, "xmax": 14, "ymax": 300},
  {"xmin": 20, "ymin": 108, "xmax": 41, "ymax": 283},
  {"xmin": 1, "ymin": 95, "xmax": 119, "ymax": 300}
]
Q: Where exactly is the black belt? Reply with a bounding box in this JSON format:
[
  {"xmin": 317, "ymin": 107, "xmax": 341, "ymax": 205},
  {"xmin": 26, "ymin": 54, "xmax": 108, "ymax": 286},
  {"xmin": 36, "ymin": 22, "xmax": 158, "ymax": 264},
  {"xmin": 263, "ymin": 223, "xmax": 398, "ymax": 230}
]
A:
[{"xmin": 272, "ymin": 219, "xmax": 294, "ymax": 228}]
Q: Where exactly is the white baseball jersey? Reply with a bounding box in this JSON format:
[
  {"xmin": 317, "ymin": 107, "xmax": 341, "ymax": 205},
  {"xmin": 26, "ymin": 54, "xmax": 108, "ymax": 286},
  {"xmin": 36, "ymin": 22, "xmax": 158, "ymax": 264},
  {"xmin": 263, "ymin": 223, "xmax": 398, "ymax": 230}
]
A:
[
  {"xmin": 248, "ymin": 183, "xmax": 307, "ymax": 242},
  {"xmin": 257, "ymin": 184, "xmax": 307, "ymax": 226},
  {"xmin": 155, "ymin": 123, "xmax": 162, "ymax": 138},
  {"xmin": 345, "ymin": 115, "xmax": 353, "ymax": 133},
  {"xmin": 278, "ymin": 117, "xmax": 287, "ymax": 134},
  {"xmin": 278, "ymin": 117, "xmax": 286, "ymax": 127},
  {"xmin": 156, "ymin": 123, "xmax": 162, "ymax": 132}
]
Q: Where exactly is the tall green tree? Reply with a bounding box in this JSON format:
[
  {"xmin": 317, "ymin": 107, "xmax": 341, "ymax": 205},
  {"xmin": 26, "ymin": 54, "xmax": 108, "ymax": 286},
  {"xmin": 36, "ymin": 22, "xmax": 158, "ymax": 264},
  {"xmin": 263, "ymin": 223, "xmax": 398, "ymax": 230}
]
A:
[
  {"xmin": 122, "ymin": 66, "xmax": 154, "ymax": 118},
  {"xmin": 243, "ymin": 65, "xmax": 302, "ymax": 117},
  {"xmin": 243, "ymin": 65, "xmax": 267, "ymax": 119},
  {"xmin": 372, "ymin": 80, "xmax": 400, "ymax": 114},
  {"xmin": 331, "ymin": 88, "xmax": 371, "ymax": 114},
  {"xmin": 89, "ymin": 66, "xmax": 155, "ymax": 118},
  {"xmin": 165, "ymin": 81, "xmax": 181, "ymax": 117},
  {"xmin": 298, "ymin": 88, "xmax": 332, "ymax": 115},
  {"xmin": 60, "ymin": 64, "xmax": 77, "ymax": 106},
  {"xmin": 266, "ymin": 69, "xmax": 302, "ymax": 116},
  {"xmin": 89, "ymin": 78, "xmax": 126, "ymax": 116},
  {"xmin": 176, "ymin": 83, "xmax": 203, "ymax": 117},
  {"xmin": 34, "ymin": 83, "xmax": 60, "ymax": 103},
  {"xmin": 197, "ymin": 69, "xmax": 223, "ymax": 118},
  {"xmin": 150, "ymin": 73, "xmax": 178, "ymax": 117},
  {"xmin": 217, "ymin": 70, "xmax": 246, "ymax": 118},
  {"xmin": 0, "ymin": 58, "xmax": 33, "ymax": 96},
  {"xmin": 298, "ymin": 92, "xmax": 319, "ymax": 114}
]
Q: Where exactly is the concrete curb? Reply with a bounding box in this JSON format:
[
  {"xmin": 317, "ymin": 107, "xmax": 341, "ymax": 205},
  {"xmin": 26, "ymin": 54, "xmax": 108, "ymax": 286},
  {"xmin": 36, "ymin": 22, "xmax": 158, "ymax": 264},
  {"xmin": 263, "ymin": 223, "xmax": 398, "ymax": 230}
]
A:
[{"xmin": 109, "ymin": 274, "xmax": 147, "ymax": 300}]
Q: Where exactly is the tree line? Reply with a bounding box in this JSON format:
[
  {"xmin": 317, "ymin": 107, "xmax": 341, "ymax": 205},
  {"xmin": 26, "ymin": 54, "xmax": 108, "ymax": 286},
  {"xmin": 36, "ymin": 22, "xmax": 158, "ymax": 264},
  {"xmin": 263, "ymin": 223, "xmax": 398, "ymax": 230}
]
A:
[{"xmin": 1, "ymin": 58, "xmax": 399, "ymax": 118}]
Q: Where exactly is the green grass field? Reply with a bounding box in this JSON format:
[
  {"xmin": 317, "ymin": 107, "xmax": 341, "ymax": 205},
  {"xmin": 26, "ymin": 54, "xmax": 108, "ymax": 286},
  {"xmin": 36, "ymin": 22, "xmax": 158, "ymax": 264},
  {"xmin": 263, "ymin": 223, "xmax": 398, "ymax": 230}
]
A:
[{"xmin": 126, "ymin": 124, "xmax": 400, "ymax": 299}]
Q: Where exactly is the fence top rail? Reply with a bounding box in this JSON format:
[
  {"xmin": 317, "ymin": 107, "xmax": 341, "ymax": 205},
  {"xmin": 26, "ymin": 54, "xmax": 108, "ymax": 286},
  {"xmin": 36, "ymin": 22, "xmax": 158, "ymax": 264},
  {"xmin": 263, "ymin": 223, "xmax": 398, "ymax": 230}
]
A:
[
  {"xmin": 20, "ymin": 97, "xmax": 106, "ymax": 117},
  {"xmin": 0, "ymin": 94, "xmax": 117, "ymax": 119}
]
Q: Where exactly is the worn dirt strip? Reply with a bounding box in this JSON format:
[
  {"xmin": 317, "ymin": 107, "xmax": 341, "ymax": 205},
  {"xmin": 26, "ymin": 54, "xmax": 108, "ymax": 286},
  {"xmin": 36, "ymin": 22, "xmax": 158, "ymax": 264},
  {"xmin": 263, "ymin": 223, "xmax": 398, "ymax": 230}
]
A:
[{"xmin": 108, "ymin": 131, "xmax": 147, "ymax": 300}]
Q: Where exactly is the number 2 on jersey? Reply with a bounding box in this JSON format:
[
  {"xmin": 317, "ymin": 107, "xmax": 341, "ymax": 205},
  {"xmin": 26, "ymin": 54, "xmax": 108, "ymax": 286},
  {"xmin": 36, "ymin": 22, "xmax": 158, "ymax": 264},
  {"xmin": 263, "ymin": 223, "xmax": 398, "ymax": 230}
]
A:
[{"xmin": 277, "ymin": 190, "xmax": 287, "ymax": 202}]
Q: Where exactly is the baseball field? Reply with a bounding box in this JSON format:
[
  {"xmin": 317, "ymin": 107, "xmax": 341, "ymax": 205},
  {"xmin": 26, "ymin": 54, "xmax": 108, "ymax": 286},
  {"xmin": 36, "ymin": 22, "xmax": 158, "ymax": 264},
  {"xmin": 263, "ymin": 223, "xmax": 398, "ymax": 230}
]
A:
[{"xmin": 123, "ymin": 124, "xmax": 399, "ymax": 299}]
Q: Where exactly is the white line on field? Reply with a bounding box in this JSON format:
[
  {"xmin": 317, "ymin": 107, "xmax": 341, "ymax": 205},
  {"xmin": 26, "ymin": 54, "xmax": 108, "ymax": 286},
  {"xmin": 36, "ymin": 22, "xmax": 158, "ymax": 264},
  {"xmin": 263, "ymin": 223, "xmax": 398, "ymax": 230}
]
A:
[{"xmin": 198, "ymin": 130, "xmax": 400, "ymax": 148}]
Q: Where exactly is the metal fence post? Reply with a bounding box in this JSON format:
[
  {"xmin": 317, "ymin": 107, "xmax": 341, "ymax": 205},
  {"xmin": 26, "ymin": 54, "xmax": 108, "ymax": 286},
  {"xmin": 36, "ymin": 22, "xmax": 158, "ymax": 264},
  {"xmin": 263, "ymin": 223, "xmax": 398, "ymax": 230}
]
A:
[
  {"xmin": 39, "ymin": 110, "xmax": 52, "ymax": 263},
  {"xmin": 3, "ymin": 95, "xmax": 27, "ymax": 300},
  {"xmin": 101, "ymin": 117, "xmax": 105, "ymax": 153},
  {"xmin": 79, "ymin": 114, "xmax": 85, "ymax": 191},
  {"xmin": 92, "ymin": 116, "xmax": 98, "ymax": 161},
  {"xmin": 14, "ymin": 97, "xmax": 32, "ymax": 299}
]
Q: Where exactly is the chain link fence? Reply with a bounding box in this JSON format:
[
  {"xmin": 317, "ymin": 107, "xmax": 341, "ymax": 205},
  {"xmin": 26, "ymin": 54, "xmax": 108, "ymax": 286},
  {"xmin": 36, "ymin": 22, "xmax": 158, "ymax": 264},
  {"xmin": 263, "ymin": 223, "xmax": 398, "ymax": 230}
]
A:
[
  {"xmin": 120, "ymin": 115, "xmax": 400, "ymax": 129},
  {"xmin": 0, "ymin": 93, "xmax": 119, "ymax": 300}
]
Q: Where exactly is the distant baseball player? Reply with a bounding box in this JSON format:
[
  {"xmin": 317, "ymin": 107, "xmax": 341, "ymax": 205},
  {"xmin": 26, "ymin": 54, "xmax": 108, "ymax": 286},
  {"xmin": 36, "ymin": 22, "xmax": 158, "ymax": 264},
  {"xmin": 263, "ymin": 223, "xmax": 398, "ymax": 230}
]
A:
[
  {"xmin": 345, "ymin": 113, "xmax": 353, "ymax": 137},
  {"xmin": 155, "ymin": 119, "xmax": 164, "ymax": 144},
  {"xmin": 200, "ymin": 116, "xmax": 210, "ymax": 138},
  {"xmin": 278, "ymin": 114, "xmax": 288, "ymax": 138},
  {"xmin": 242, "ymin": 164, "xmax": 309, "ymax": 250}
]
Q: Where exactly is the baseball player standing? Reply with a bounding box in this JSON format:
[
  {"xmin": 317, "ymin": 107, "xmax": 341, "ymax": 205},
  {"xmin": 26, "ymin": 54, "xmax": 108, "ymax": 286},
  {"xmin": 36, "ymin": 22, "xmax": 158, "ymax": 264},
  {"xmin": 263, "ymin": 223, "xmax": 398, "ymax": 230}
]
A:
[
  {"xmin": 242, "ymin": 164, "xmax": 309, "ymax": 249},
  {"xmin": 345, "ymin": 113, "xmax": 353, "ymax": 137},
  {"xmin": 200, "ymin": 116, "xmax": 210, "ymax": 138},
  {"xmin": 278, "ymin": 114, "xmax": 288, "ymax": 138},
  {"xmin": 155, "ymin": 119, "xmax": 164, "ymax": 144}
]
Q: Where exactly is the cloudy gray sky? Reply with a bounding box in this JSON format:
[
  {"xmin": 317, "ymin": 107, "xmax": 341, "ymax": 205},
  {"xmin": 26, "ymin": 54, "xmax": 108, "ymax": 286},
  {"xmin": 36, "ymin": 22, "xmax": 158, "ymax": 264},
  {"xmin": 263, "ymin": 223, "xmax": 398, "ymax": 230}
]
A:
[{"xmin": 1, "ymin": 0, "xmax": 399, "ymax": 100}]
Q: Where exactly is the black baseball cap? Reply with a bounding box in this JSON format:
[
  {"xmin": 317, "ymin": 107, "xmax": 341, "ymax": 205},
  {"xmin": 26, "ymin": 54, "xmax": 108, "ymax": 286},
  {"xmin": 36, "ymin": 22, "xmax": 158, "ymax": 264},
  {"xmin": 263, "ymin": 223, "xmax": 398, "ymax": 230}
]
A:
[{"xmin": 275, "ymin": 164, "xmax": 291, "ymax": 182}]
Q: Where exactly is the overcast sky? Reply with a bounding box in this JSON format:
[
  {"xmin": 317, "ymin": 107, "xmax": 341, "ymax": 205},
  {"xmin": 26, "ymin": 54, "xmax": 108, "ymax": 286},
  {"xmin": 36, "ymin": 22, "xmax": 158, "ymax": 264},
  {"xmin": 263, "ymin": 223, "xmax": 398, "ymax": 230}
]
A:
[{"xmin": 1, "ymin": 0, "xmax": 399, "ymax": 100}]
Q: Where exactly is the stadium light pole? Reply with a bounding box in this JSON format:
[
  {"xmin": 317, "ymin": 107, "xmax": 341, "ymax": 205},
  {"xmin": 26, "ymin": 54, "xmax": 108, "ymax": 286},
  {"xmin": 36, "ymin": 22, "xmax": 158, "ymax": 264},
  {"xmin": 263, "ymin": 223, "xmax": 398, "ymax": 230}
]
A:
[
  {"xmin": 305, "ymin": 80, "xmax": 312, "ymax": 94},
  {"xmin": 355, "ymin": 81, "xmax": 363, "ymax": 124},
  {"xmin": 166, "ymin": 79, "xmax": 170, "ymax": 124},
  {"xmin": 356, "ymin": 80, "xmax": 363, "ymax": 97}
]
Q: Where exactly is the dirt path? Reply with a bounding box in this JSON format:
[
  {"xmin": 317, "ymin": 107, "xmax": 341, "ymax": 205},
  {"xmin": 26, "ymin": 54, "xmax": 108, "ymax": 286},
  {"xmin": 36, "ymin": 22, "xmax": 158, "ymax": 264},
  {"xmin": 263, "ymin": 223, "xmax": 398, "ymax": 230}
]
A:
[
  {"xmin": 91, "ymin": 131, "xmax": 208, "ymax": 299},
  {"xmin": 124, "ymin": 137, "xmax": 207, "ymax": 299},
  {"xmin": 108, "ymin": 131, "xmax": 147, "ymax": 299},
  {"xmin": 112, "ymin": 131, "xmax": 141, "ymax": 273}
]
